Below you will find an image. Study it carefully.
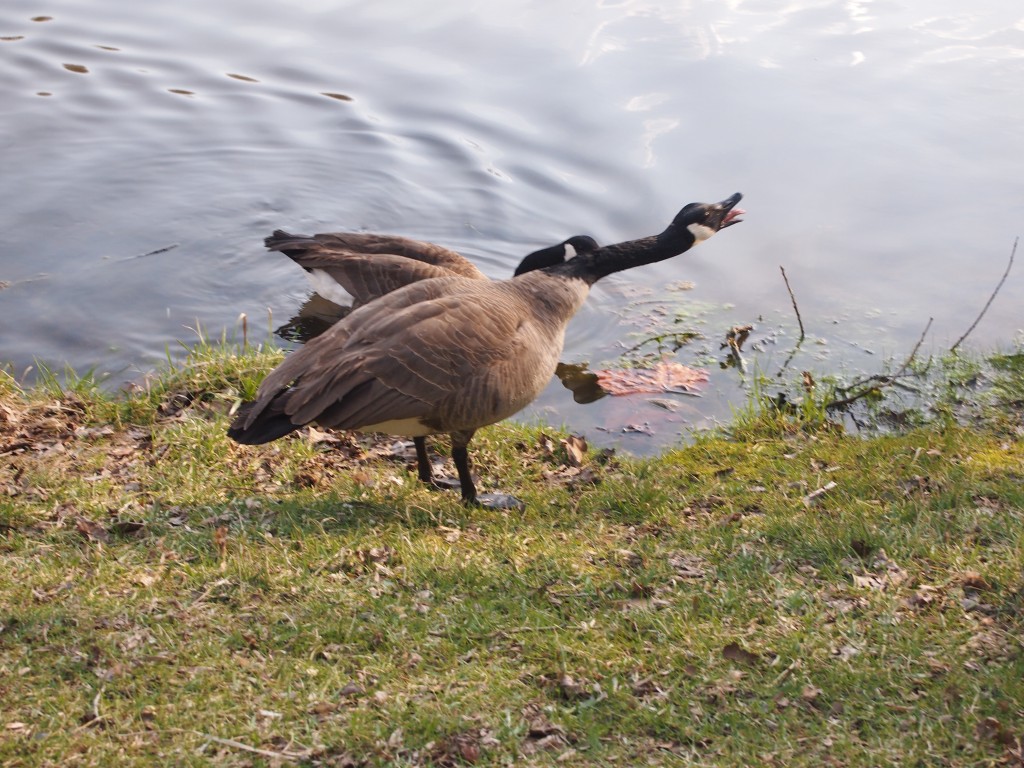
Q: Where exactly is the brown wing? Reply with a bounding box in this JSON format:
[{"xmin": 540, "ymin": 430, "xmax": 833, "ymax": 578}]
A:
[
  {"xmin": 238, "ymin": 276, "xmax": 582, "ymax": 438},
  {"xmin": 267, "ymin": 231, "xmax": 486, "ymax": 276},
  {"xmin": 304, "ymin": 254, "xmax": 462, "ymax": 306}
]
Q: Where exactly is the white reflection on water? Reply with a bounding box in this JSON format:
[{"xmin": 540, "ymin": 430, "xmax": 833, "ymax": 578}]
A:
[{"xmin": 1, "ymin": 0, "xmax": 1021, "ymax": 454}]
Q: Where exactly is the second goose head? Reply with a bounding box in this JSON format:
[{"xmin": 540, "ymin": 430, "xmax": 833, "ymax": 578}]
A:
[
  {"xmin": 551, "ymin": 193, "xmax": 744, "ymax": 285},
  {"xmin": 514, "ymin": 235, "xmax": 599, "ymax": 277}
]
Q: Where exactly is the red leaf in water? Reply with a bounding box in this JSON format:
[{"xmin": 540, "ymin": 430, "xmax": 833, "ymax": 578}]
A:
[{"xmin": 593, "ymin": 361, "xmax": 709, "ymax": 397}]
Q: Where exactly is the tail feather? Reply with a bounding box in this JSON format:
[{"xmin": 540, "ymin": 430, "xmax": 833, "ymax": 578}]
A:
[
  {"xmin": 264, "ymin": 230, "xmax": 315, "ymax": 260},
  {"xmin": 227, "ymin": 400, "xmax": 303, "ymax": 445}
]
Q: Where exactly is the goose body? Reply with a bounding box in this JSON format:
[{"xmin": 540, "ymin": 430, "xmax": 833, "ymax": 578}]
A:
[
  {"xmin": 266, "ymin": 230, "xmax": 598, "ymax": 308},
  {"xmin": 230, "ymin": 194, "xmax": 744, "ymax": 507}
]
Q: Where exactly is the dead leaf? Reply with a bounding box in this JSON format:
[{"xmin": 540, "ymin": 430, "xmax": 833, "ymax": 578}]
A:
[
  {"xmin": 622, "ymin": 422, "xmax": 654, "ymax": 435},
  {"xmin": 721, "ymin": 325, "xmax": 754, "ymax": 351},
  {"xmin": 133, "ymin": 571, "xmax": 159, "ymax": 588},
  {"xmin": 850, "ymin": 539, "xmax": 872, "ymax": 558},
  {"xmin": 976, "ymin": 716, "xmax": 1017, "ymax": 747},
  {"xmin": 560, "ymin": 435, "xmax": 587, "ymax": 467},
  {"xmin": 801, "ymin": 684, "xmax": 822, "ymax": 702},
  {"xmin": 667, "ymin": 552, "xmax": 707, "ymax": 579},
  {"xmin": 852, "ymin": 574, "xmax": 885, "ymax": 590},
  {"xmin": 568, "ymin": 466, "xmax": 601, "ymax": 490},
  {"xmin": 350, "ymin": 469, "xmax": 375, "ymax": 487},
  {"xmin": 647, "ymin": 398, "xmax": 682, "ymax": 412},
  {"xmin": 631, "ymin": 677, "xmax": 665, "ymax": 698},
  {"xmin": 521, "ymin": 708, "xmax": 571, "ymax": 756},
  {"xmin": 459, "ymin": 741, "xmax": 481, "ymax": 763},
  {"xmin": 340, "ymin": 681, "xmax": 363, "ymax": 697},
  {"xmin": 722, "ymin": 642, "xmax": 760, "ymax": 666},
  {"xmin": 905, "ymin": 585, "xmax": 940, "ymax": 608},
  {"xmin": 109, "ymin": 520, "xmax": 146, "ymax": 537},
  {"xmin": 961, "ymin": 571, "xmax": 993, "ymax": 592},
  {"xmin": 614, "ymin": 549, "xmax": 642, "ymax": 567},
  {"xmin": 559, "ymin": 674, "xmax": 584, "ymax": 699},
  {"xmin": 306, "ymin": 426, "xmax": 339, "ymax": 444},
  {"xmin": 835, "ymin": 644, "xmax": 860, "ymax": 660},
  {"xmin": 802, "ymin": 481, "xmax": 837, "ymax": 507},
  {"xmin": 214, "ymin": 526, "xmax": 228, "ymax": 563},
  {"xmin": 75, "ymin": 517, "xmax": 109, "ymax": 543}
]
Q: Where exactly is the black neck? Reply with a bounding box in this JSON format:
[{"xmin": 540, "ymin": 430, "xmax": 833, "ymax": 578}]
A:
[{"xmin": 551, "ymin": 225, "xmax": 696, "ymax": 285}]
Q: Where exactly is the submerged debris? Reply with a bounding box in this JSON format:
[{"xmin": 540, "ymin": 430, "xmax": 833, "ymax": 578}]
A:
[{"xmin": 593, "ymin": 361, "xmax": 709, "ymax": 397}]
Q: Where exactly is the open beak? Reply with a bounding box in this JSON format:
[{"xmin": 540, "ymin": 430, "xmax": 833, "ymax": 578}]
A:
[{"xmin": 714, "ymin": 192, "xmax": 745, "ymax": 229}]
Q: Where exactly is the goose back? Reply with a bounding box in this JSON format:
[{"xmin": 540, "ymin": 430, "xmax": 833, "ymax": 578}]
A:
[
  {"xmin": 266, "ymin": 230, "xmax": 597, "ymax": 308},
  {"xmin": 266, "ymin": 231, "xmax": 487, "ymax": 307},
  {"xmin": 234, "ymin": 272, "xmax": 592, "ymax": 442}
]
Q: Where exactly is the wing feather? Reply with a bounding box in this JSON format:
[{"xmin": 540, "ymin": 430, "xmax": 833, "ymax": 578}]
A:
[{"xmin": 237, "ymin": 274, "xmax": 586, "ymax": 438}]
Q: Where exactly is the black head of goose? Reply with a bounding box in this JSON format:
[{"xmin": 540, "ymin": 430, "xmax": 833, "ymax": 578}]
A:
[
  {"xmin": 228, "ymin": 193, "xmax": 743, "ymax": 508},
  {"xmin": 513, "ymin": 235, "xmax": 599, "ymax": 277},
  {"xmin": 266, "ymin": 230, "xmax": 598, "ymax": 308}
]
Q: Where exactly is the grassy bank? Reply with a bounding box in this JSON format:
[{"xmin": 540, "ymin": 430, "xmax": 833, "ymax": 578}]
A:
[{"xmin": 1, "ymin": 342, "xmax": 1023, "ymax": 766}]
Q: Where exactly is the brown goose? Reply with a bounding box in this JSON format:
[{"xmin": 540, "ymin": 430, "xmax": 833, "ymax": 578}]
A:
[
  {"xmin": 266, "ymin": 230, "xmax": 599, "ymax": 308},
  {"xmin": 229, "ymin": 193, "xmax": 744, "ymax": 508}
]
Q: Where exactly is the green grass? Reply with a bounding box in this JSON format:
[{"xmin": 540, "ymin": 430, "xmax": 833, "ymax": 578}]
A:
[{"xmin": 1, "ymin": 345, "xmax": 1023, "ymax": 766}]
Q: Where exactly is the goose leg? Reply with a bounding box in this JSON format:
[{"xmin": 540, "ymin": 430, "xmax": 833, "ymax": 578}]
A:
[
  {"xmin": 415, "ymin": 436, "xmax": 463, "ymax": 492},
  {"xmin": 413, "ymin": 436, "xmax": 433, "ymax": 484},
  {"xmin": 450, "ymin": 445, "xmax": 478, "ymax": 504},
  {"xmin": 451, "ymin": 441, "xmax": 524, "ymax": 511}
]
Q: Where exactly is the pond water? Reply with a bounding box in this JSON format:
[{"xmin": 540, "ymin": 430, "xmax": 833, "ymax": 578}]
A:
[{"xmin": 2, "ymin": 0, "xmax": 1022, "ymax": 454}]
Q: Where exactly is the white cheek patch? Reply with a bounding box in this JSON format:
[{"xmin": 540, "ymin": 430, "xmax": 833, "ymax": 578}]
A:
[
  {"xmin": 687, "ymin": 223, "xmax": 717, "ymax": 243},
  {"xmin": 563, "ymin": 243, "xmax": 577, "ymax": 259}
]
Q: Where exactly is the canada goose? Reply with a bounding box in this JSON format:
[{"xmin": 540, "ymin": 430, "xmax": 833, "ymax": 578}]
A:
[
  {"xmin": 229, "ymin": 193, "xmax": 744, "ymax": 508},
  {"xmin": 266, "ymin": 230, "xmax": 599, "ymax": 307}
]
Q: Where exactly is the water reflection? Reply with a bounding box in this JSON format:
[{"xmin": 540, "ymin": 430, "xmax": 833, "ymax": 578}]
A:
[
  {"xmin": 276, "ymin": 295, "xmax": 350, "ymax": 343},
  {"xmin": 555, "ymin": 363, "xmax": 607, "ymax": 405},
  {"xmin": 1, "ymin": 0, "xmax": 1021, "ymax": 455}
]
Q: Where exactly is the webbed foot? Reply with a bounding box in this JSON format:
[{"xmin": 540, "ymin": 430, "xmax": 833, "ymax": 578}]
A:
[{"xmin": 471, "ymin": 492, "xmax": 525, "ymax": 511}]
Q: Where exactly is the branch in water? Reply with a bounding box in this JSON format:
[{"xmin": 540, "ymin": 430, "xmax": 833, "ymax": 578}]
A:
[
  {"xmin": 826, "ymin": 318, "xmax": 933, "ymax": 411},
  {"xmin": 950, "ymin": 237, "xmax": 1017, "ymax": 353},
  {"xmin": 780, "ymin": 266, "xmax": 805, "ymax": 342}
]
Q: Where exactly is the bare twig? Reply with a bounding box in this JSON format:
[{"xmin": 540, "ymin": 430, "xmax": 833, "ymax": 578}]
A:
[
  {"xmin": 621, "ymin": 331, "xmax": 700, "ymax": 358},
  {"xmin": 780, "ymin": 266, "xmax": 805, "ymax": 342},
  {"xmin": 803, "ymin": 481, "xmax": 838, "ymax": 507},
  {"xmin": 776, "ymin": 343, "xmax": 801, "ymax": 378},
  {"xmin": 894, "ymin": 317, "xmax": 934, "ymax": 378},
  {"xmin": 721, "ymin": 325, "xmax": 753, "ymax": 374},
  {"xmin": 951, "ymin": 237, "xmax": 1017, "ymax": 353},
  {"xmin": 198, "ymin": 734, "xmax": 306, "ymax": 762},
  {"xmin": 826, "ymin": 318, "xmax": 933, "ymax": 411},
  {"xmin": 489, "ymin": 625, "xmax": 567, "ymax": 637}
]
